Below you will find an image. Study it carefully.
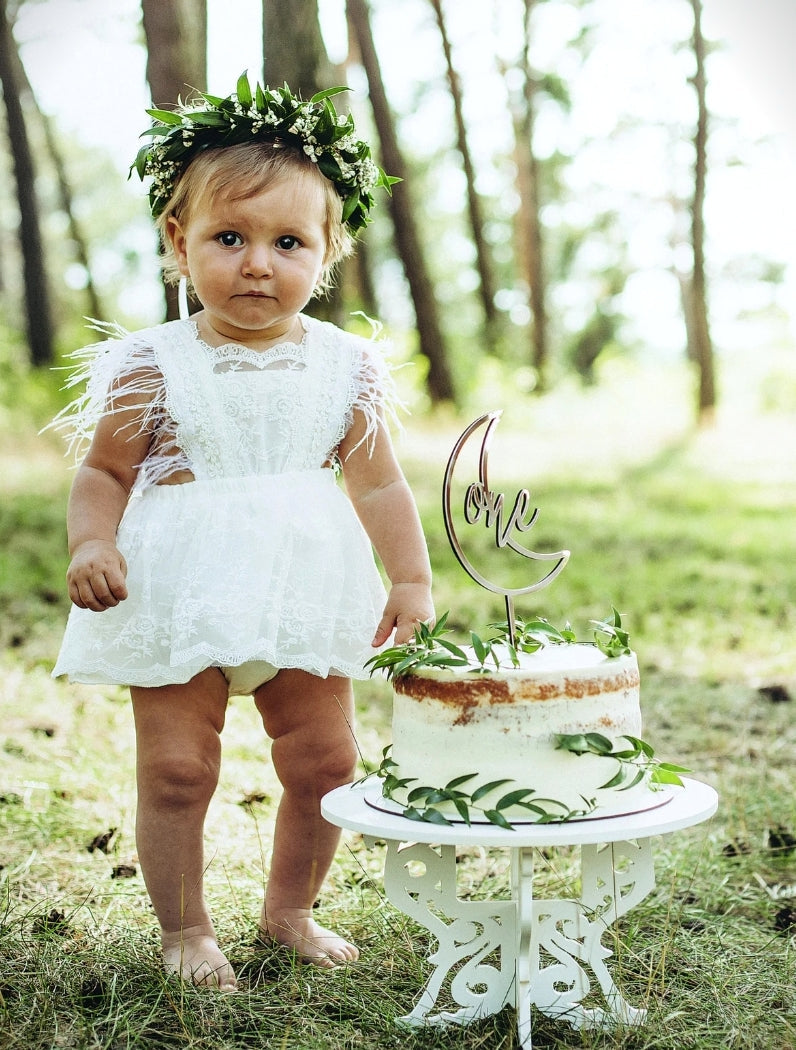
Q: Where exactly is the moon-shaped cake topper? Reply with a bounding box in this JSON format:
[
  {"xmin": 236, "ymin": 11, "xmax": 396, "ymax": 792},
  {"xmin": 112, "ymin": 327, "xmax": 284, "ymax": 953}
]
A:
[{"xmin": 442, "ymin": 411, "xmax": 570, "ymax": 642}]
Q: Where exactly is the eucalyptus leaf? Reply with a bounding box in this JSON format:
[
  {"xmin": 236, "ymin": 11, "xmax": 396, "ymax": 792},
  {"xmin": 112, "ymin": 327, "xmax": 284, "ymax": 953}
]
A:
[
  {"xmin": 584, "ymin": 732, "xmax": 614, "ymax": 754},
  {"xmin": 402, "ymin": 807, "xmax": 426, "ymax": 822},
  {"xmin": 619, "ymin": 767, "xmax": 647, "ymax": 791},
  {"xmin": 425, "ymin": 654, "xmax": 470, "ymax": 669},
  {"xmin": 418, "ymin": 807, "xmax": 454, "ymax": 826},
  {"xmin": 483, "ymin": 809, "xmax": 515, "ymax": 830},
  {"xmin": 453, "ymin": 798, "xmax": 472, "ymax": 824},
  {"xmin": 435, "ymin": 638, "xmax": 469, "ymax": 659},
  {"xmin": 651, "ymin": 767, "xmax": 686, "ymax": 786},
  {"xmin": 444, "ymin": 773, "xmax": 479, "ymax": 789},
  {"xmin": 660, "ymin": 762, "xmax": 691, "ymax": 774},
  {"xmin": 623, "ymin": 735, "xmax": 655, "ymax": 758},
  {"xmin": 598, "ymin": 767, "xmax": 628, "ymax": 790},
  {"xmin": 470, "ymin": 779, "xmax": 513, "ymax": 803},
  {"xmin": 496, "ymin": 788, "xmax": 537, "ymax": 809},
  {"xmin": 471, "ymin": 632, "xmax": 487, "ymax": 664},
  {"xmin": 556, "ymin": 733, "xmax": 590, "ymax": 754}
]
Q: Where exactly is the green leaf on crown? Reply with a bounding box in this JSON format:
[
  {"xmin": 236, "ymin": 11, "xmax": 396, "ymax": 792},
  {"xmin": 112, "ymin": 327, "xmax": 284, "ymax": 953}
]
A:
[{"xmin": 236, "ymin": 71, "xmax": 253, "ymax": 108}]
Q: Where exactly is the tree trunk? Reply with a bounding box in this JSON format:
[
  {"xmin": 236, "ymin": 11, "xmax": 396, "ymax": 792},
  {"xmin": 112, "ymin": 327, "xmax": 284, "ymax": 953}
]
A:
[
  {"xmin": 510, "ymin": 0, "xmax": 548, "ymax": 390},
  {"xmin": 141, "ymin": 0, "xmax": 206, "ymax": 105},
  {"xmin": 141, "ymin": 0, "xmax": 207, "ymax": 320},
  {"xmin": 347, "ymin": 0, "xmax": 455, "ymax": 404},
  {"xmin": 262, "ymin": 0, "xmax": 346, "ymax": 324},
  {"xmin": 8, "ymin": 41, "xmax": 104, "ymax": 322},
  {"xmin": 262, "ymin": 0, "xmax": 335, "ymax": 96},
  {"xmin": 40, "ymin": 111, "xmax": 105, "ymax": 321},
  {"xmin": 689, "ymin": 0, "xmax": 716, "ymax": 424},
  {"xmin": 0, "ymin": 0, "xmax": 54, "ymax": 366},
  {"xmin": 428, "ymin": 0, "xmax": 498, "ymax": 344}
]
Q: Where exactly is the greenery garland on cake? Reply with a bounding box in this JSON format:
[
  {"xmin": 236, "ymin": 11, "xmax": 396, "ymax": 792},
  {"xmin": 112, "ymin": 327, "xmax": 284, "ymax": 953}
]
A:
[{"xmin": 364, "ymin": 610, "xmax": 689, "ymax": 829}]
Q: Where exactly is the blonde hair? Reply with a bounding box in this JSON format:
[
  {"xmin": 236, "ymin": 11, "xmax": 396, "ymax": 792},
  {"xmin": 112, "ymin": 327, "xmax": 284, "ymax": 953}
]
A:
[{"xmin": 155, "ymin": 140, "xmax": 354, "ymax": 297}]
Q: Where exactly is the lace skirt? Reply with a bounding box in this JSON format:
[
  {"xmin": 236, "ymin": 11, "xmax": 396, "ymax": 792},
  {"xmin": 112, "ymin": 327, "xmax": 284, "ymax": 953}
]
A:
[{"xmin": 53, "ymin": 470, "xmax": 388, "ymax": 687}]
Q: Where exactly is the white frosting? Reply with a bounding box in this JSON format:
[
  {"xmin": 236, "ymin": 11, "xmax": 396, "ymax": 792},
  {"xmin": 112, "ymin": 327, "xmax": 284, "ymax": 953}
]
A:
[{"xmin": 390, "ymin": 643, "xmax": 655, "ymax": 820}]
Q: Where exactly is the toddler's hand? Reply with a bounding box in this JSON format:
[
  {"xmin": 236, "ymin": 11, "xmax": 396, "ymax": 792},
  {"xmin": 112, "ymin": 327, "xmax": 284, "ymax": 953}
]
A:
[
  {"xmin": 372, "ymin": 583, "xmax": 435, "ymax": 648},
  {"xmin": 66, "ymin": 540, "xmax": 128, "ymax": 611}
]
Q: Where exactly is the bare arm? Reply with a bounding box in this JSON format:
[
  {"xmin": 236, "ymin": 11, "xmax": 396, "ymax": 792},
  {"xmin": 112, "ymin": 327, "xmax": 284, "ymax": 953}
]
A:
[
  {"xmin": 65, "ymin": 388, "xmax": 152, "ymax": 612},
  {"xmin": 339, "ymin": 412, "xmax": 434, "ymax": 647}
]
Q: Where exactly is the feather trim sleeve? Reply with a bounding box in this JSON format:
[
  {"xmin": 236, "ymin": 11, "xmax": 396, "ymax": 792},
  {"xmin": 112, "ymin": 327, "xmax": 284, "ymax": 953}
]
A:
[
  {"xmin": 46, "ymin": 323, "xmax": 183, "ymax": 486},
  {"xmin": 343, "ymin": 328, "xmax": 405, "ymax": 459}
]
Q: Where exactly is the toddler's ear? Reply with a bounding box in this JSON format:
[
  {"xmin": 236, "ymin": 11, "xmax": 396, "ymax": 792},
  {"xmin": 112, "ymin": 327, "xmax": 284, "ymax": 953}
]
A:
[{"xmin": 167, "ymin": 217, "xmax": 191, "ymax": 277}]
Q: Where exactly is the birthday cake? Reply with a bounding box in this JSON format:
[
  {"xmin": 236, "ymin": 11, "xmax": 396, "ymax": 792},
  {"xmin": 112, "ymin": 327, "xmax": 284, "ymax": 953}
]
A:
[
  {"xmin": 388, "ymin": 642, "xmax": 656, "ymax": 823},
  {"xmin": 372, "ymin": 620, "xmax": 682, "ymax": 825}
]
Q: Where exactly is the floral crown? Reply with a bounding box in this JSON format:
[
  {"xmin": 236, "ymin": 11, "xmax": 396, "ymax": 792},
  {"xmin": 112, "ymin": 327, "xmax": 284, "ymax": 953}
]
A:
[{"xmin": 131, "ymin": 73, "xmax": 397, "ymax": 233}]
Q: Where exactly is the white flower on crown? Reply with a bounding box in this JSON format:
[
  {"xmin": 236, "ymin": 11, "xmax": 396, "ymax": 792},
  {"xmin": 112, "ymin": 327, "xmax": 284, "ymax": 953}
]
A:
[
  {"xmin": 289, "ymin": 114, "xmax": 316, "ymax": 137},
  {"xmin": 357, "ymin": 159, "xmax": 379, "ymax": 188},
  {"xmin": 337, "ymin": 160, "xmax": 355, "ymax": 181},
  {"xmin": 334, "ymin": 134, "xmax": 357, "ymax": 154}
]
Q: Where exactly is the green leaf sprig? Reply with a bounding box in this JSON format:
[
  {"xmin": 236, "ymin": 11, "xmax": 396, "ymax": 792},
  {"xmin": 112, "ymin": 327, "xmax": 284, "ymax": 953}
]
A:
[
  {"xmin": 365, "ymin": 612, "xmax": 470, "ymax": 680},
  {"xmin": 375, "ymin": 747, "xmax": 594, "ymax": 829},
  {"xmin": 555, "ymin": 732, "xmax": 690, "ymax": 790},
  {"xmin": 590, "ymin": 607, "xmax": 632, "ymax": 657},
  {"xmin": 488, "ymin": 616, "xmax": 577, "ymax": 654},
  {"xmin": 365, "ymin": 611, "xmax": 602, "ymax": 680}
]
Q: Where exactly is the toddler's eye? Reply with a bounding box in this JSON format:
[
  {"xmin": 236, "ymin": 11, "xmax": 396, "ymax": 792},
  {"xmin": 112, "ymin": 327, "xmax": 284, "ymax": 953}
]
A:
[
  {"xmin": 276, "ymin": 235, "xmax": 300, "ymax": 251},
  {"xmin": 217, "ymin": 231, "xmax": 243, "ymax": 247}
]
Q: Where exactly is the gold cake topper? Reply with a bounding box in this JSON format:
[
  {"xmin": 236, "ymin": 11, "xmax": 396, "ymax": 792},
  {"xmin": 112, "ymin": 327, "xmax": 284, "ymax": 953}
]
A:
[{"xmin": 442, "ymin": 411, "xmax": 570, "ymax": 642}]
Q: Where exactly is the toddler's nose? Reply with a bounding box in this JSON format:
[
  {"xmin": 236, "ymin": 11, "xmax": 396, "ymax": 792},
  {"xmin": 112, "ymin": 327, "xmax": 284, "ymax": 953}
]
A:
[{"xmin": 242, "ymin": 244, "xmax": 274, "ymax": 278}]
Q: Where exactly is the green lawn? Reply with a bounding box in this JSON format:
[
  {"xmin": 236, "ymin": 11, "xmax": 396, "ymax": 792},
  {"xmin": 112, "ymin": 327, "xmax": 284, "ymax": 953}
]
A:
[{"xmin": 2, "ymin": 355, "xmax": 795, "ymax": 1048}]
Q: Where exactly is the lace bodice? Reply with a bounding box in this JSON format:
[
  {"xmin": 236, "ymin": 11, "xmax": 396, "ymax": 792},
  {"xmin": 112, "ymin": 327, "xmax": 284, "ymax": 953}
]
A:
[{"xmin": 52, "ymin": 315, "xmax": 397, "ymax": 490}]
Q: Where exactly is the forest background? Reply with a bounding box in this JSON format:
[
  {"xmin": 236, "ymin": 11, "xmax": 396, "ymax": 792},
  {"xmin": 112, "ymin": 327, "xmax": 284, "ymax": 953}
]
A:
[
  {"xmin": 2, "ymin": 0, "xmax": 795, "ymax": 410},
  {"xmin": 2, "ymin": 1, "xmax": 796, "ymax": 1048}
]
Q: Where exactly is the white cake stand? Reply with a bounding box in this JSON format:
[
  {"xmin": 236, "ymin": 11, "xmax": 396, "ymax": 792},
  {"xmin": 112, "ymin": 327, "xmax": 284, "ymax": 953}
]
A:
[{"xmin": 322, "ymin": 777, "xmax": 718, "ymax": 1049}]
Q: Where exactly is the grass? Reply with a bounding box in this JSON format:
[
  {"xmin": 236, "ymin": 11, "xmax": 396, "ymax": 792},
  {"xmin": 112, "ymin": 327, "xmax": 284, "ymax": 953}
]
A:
[{"xmin": 2, "ymin": 351, "xmax": 796, "ymax": 1048}]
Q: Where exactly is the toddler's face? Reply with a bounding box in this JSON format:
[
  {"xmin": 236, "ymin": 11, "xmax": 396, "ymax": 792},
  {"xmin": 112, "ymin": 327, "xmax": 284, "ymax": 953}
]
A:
[{"xmin": 167, "ymin": 171, "xmax": 328, "ymax": 349}]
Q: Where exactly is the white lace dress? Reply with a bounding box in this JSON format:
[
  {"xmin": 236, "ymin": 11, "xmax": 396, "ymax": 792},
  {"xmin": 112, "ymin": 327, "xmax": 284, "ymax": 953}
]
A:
[{"xmin": 51, "ymin": 315, "xmax": 394, "ymax": 686}]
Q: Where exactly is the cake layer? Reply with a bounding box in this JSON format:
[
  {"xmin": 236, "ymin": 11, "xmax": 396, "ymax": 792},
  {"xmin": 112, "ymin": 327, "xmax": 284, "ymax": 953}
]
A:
[{"xmin": 389, "ymin": 644, "xmax": 656, "ymax": 821}]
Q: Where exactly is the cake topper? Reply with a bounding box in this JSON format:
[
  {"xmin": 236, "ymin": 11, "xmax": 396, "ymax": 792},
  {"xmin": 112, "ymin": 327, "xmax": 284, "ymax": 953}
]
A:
[{"xmin": 442, "ymin": 411, "xmax": 570, "ymax": 643}]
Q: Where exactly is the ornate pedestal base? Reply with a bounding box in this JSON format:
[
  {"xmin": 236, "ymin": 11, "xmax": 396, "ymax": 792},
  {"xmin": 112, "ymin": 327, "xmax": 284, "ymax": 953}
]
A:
[
  {"xmin": 322, "ymin": 778, "xmax": 717, "ymax": 1049},
  {"xmin": 377, "ymin": 838, "xmax": 651, "ymax": 1044}
]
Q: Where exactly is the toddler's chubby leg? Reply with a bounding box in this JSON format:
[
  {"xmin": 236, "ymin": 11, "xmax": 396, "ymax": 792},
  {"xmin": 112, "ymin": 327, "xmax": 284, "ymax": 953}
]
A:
[
  {"xmin": 255, "ymin": 670, "xmax": 360, "ymax": 967},
  {"xmin": 131, "ymin": 670, "xmax": 238, "ymax": 990}
]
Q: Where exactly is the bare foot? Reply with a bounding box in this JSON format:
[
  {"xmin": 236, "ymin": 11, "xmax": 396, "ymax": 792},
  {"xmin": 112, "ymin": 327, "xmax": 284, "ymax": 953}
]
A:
[
  {"xmin": 259, "ymin": 908, "xmax": 359, "ymax": 968},
  {"xmin": 161, "ymin": 924, "xmax": 238, "ymax": 991}
]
